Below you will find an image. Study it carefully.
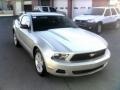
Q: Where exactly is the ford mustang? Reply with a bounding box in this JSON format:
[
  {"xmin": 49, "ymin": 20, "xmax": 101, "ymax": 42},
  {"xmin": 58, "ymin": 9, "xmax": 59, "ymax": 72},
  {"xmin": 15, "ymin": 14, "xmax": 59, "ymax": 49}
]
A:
[{"xmin": 12, "ymin": 12, "xmax": 111, "ymax": 76}]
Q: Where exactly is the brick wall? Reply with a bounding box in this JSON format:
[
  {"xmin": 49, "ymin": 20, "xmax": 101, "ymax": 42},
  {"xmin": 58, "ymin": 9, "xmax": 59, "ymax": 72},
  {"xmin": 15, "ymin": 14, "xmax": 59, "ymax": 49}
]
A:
[{"xmin": 92, "ymin": 0, "xmax": 109, "ymax": 7}]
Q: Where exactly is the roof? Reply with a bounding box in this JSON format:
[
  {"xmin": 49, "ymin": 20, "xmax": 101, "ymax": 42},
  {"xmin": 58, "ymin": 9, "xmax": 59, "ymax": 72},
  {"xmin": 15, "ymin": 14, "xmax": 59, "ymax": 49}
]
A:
[{"xmin": 24, "ymin": 12, "xmax": 64, "ymax": 17}]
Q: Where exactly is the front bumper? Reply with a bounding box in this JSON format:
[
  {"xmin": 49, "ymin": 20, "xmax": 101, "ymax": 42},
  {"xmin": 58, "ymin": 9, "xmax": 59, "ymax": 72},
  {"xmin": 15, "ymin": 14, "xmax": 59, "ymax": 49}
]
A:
[{"xmin": 45, "ymin": 49, "xmax": 110, "ymax": 76}]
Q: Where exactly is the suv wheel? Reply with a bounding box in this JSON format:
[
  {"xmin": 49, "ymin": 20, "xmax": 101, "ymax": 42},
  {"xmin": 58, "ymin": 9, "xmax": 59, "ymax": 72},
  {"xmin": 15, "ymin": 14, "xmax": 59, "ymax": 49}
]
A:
[
  {"xmin": 34, "ymin": 49, "xmax": 47, "ymax": 76},
  {"xmin": 96, "ymin": 23, "xmax": 102, "ymax": 34},
  {"xmin": 115, "ymin": 20, "xmax": 120, "ymax": 29}
]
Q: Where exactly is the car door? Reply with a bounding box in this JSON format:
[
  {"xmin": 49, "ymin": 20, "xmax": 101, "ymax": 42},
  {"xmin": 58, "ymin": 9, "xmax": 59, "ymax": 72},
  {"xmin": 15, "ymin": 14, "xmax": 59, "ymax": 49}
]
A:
[
  {"xmin": 111, "ymin": 8, "xmax": 118, "ymax": 23},
  {"xmin": 19, "ymin": 15, "xmax": 35, "ymax": 53},
  {"xmin": 103, "ymin": 9, "xmax": 112, "ymax": 24}
]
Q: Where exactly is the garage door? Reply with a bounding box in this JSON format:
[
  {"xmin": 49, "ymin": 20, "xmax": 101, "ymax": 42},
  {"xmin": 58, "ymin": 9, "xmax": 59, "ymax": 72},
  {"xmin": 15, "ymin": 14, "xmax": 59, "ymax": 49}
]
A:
[
  {"xmin": 72, "ymin": 0, "xmax": 92, "ymax": 18},
  {"xmin": 54, "ymin": 0, "xmax": 68, "ymax": 15}
]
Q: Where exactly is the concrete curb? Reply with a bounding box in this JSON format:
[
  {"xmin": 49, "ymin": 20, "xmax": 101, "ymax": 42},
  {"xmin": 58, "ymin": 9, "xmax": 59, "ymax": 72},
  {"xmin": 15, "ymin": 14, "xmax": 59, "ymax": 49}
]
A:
[{"xmin": 0, "ymin": 14, "xmax": 14, "ymax": 17}]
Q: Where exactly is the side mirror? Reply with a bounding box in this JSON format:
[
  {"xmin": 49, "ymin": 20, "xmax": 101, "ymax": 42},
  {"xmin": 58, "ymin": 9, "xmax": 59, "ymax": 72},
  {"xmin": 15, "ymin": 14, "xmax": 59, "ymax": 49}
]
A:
[{"xmin": 20, "ymin": 24, "xmax": 30, "ymax": 29}]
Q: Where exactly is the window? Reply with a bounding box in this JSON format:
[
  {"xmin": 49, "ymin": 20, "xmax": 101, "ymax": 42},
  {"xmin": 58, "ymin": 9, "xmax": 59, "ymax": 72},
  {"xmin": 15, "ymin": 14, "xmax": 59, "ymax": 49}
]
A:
[
  {"xmin": 60, "ymin": 7, "xmax": 64, "ymax": 9},
  {"xmin": 50, "ymin": 7, "xmax": 56, "ymax": 12},
  {"xmin": 21, "ymin": 16, "xmax": 30, "ymax": 26},
  {"xmin": 111, "ymin": 8, "xmax": 117, "ymax": 15},
  {"xmin": 85, "ymin": 8, "xmax": 104, "ymax": 15},
  {"xmin": 42, "ymin": 7, "xmax": 48, "ymax": 12},
  {"xmin": 74, "ymin": 7, "xmax": 78, "ymax": 9},
  {"xmin": 104, "ymin": 9, "xmax": 111, "ymax": 16}
]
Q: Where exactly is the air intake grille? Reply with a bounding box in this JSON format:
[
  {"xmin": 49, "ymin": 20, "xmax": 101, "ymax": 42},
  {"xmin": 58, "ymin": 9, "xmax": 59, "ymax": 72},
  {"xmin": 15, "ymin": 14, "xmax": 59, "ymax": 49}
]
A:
[{"xmin": 70, "ymin": 49, "xmax": 105, "ymax": 61}]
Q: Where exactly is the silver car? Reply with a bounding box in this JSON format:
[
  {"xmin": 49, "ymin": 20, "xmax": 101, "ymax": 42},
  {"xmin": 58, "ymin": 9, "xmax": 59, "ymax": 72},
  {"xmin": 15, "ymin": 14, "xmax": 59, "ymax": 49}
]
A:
[{"xmin": 13, "ymin": 12, "xmax": 110, "ymax": 76}]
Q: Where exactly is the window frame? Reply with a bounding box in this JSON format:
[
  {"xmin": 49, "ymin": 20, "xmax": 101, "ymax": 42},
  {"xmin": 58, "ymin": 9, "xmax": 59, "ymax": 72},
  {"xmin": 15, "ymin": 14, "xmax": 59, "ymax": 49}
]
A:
[{"xmin": 104, "ymin": 9, "xmax": 111, "ymax": 16}]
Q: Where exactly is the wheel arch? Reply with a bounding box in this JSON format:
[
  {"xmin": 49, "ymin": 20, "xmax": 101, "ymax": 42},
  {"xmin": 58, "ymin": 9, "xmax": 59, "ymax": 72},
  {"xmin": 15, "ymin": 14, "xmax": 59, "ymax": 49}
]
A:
[
  {"xmin": 33, "ymin": 46, "xmax": 44, "ymax": 59},
  {"xmin": 33, "ymin": 46, "xmax": 39, "ymax": 58},
  {"xmin": 12, "ymin": 28, "xmax": 15, "ymax": 34}
]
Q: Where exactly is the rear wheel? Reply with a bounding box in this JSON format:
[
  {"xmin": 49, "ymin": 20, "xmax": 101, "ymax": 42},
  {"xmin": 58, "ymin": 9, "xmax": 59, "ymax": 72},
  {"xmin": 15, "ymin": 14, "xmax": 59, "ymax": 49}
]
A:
[{"xmin": 34, "ymin": 49, "xmax": 47, "ymax": 76}]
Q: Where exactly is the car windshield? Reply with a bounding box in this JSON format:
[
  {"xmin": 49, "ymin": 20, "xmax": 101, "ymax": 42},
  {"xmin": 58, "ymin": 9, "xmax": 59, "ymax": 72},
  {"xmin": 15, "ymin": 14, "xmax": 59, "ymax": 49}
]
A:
[
  {"xmin": 85, "ymin": 8, "xmax": 104, "ymax": 15},
  {"xmin": 32, "ymin": 16, "xmax": 78, "ymax": 31}
]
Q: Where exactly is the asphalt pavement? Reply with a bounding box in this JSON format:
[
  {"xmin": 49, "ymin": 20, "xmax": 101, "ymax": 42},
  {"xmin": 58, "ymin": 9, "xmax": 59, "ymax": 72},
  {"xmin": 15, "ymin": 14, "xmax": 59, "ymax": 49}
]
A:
[{"xmin": 0, "ymin": 17, "xmax": 120, "ymax": 90}]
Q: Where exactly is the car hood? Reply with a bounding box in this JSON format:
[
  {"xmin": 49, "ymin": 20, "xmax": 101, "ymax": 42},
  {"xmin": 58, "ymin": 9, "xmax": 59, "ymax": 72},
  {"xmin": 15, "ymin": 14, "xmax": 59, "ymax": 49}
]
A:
[
  {"xmin": 34, "ymin": 28, "xmax": 107, "ymax": 53},
  {"xmin": 73, "ymin": 15, "xmax": 101, "ymax": 21}
]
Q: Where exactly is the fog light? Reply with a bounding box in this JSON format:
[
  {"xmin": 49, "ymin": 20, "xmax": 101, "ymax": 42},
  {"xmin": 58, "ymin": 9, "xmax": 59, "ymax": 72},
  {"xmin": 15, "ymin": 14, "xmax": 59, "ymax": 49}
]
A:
[{"xmin": 56, "ymin": 69, "xmax": 65, "ymax": 74}]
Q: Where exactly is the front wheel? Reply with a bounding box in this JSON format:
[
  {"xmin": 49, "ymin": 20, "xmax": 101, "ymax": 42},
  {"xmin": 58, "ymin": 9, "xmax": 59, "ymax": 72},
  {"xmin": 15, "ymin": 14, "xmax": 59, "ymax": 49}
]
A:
[
  {"xmin": 34, "ymin": 49, "xmax": 47, "ymax": 76},
  {"xmin": 115, "ymin": 20, "xmax": 120, "ymax": 29},
  {"xmin": 13, "ymin": 32, "xmax": 20, "ymax": 47}
]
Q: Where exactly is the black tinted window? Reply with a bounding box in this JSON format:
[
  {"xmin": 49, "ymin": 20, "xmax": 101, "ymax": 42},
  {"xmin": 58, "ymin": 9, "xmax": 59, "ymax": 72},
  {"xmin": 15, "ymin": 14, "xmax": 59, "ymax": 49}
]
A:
[
  {"xmin": 111, "ymin": 8, "xmax": 117, "ymax": 15},
  {"xmin": 104, "ymin": 9, "xmax": 111, "ymax": 16},
  {"xmin": 50, "ymin": 7, "xmax": 56, "ymax": 12},
  {"xmin": 32, "ymin": 16, "xmax": 77, "ymax": 31},
  {"xmin": 42, "ymin": 7, "xmax": 48, "ymax": 12}
]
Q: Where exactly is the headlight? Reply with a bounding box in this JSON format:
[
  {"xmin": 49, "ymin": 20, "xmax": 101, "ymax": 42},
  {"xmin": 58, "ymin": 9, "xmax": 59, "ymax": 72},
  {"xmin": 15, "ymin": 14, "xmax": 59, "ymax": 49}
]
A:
[
  {"xmin": 87, "ymin": 19, "xmax": 95, "ymax": 23},
  {"xmin": 51, "ymin": 53, "xmax": 69, "ymax": 60}
]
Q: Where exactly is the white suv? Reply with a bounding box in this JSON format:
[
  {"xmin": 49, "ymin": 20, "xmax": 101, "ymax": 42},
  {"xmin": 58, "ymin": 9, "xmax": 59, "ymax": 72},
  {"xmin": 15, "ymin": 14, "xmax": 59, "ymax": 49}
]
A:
[{"xmin": 73, "ymin": 7, "xmax": 120, "ymax": 33}]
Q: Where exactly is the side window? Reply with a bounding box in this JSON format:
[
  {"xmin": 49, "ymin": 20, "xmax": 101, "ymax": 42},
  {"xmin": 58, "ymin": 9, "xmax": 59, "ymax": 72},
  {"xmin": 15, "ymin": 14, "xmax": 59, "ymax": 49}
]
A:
[
  {"xmin": 42, "ymin": 7, "xmax": 48, "ymax": 12},
  {"xmin": 21, "ymin": 16, "xmax": 30, "ymax": 26},
  {"xmin": 104, "ymin": 9, "xmax": 111, "ymax": 16},
  {"xmin": 111, "ymin": 8, "xmax": 117, "ymax": 15},
  {"xmin": 50, "ymin": 7, "xmax": 56, "ymax": 12}
]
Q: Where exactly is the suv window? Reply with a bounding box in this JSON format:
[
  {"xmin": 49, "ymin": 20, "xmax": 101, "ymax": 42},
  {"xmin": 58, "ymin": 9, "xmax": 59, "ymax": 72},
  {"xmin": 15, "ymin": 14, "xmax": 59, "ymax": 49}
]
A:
[
  {"xmin": 42, "ymin": 7, "xmax": 48, "ymax": 12},
  {"xmin": 111, "ymin": 8, "xmax": 117, "ymax": 15},
  {"xmin": 104, "ymin": 9, "xmax": 111, "ymax": 16}
]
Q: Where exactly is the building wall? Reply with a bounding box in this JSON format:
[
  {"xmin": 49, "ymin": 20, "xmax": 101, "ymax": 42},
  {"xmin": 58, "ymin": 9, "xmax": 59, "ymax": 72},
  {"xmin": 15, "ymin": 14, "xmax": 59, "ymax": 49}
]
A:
[
  {"xmin": 92, "ymin": 0, "xmax": 108, "ymax": 7},
  {"xmin": 15, "ymin": 1, "xmax": 22, "ymax": 15}
]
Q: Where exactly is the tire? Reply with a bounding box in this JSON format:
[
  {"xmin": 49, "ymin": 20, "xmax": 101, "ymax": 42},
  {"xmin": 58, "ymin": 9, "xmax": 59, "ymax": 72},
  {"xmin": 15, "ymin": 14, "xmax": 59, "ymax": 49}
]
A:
[
  {"xmin": 34, "ymin": 49, "xmax": 47, "ymax": 76},
  {"xmin": 96, "ymin": 23, "xmax": 102, "ymax": 34},
  {"xmin": 115, "ymin": 20, "xmax": 120, "ymax": 29},
  {"xmin": 13, "ymin": 32, "xmax": 20, "ymax": 47}
]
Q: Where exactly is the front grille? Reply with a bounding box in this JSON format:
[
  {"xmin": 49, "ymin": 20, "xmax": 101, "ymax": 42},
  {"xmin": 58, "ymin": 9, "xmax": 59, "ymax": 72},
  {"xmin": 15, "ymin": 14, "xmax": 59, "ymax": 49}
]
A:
[
  {"xmin": 70, "ymin": 49, "xmax": 105, "ymax": 61},
  {"xmin": 75, "ymin": 20, "xmax": 87, "ymax": 25},
  {"xmin": 72, "ymin": 65, "xmax": 104, "ymax": 75}
]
